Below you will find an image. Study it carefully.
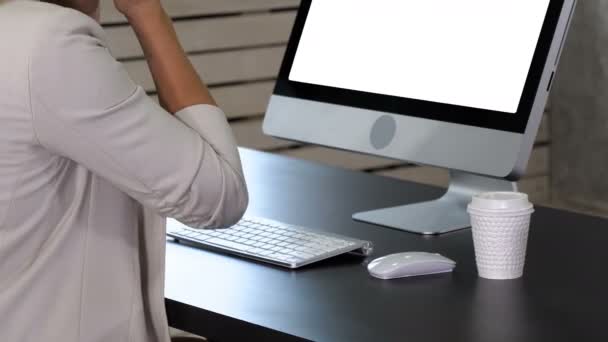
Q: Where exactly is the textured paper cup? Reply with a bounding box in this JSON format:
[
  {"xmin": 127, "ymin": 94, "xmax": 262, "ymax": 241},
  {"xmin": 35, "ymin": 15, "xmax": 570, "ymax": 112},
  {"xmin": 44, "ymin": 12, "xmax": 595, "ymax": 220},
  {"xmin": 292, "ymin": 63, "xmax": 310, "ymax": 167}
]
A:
[{"xmin": 468, "ymin": 192, "xmax": 534, "ymax": 280}]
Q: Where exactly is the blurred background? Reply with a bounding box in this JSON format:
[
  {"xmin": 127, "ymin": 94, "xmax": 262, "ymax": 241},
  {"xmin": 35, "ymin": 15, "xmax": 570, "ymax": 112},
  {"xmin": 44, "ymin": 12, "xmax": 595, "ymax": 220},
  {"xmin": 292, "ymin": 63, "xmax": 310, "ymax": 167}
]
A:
[{"xmin": 99, "ymin": 0, "xmax": 607, "ymax": 217}]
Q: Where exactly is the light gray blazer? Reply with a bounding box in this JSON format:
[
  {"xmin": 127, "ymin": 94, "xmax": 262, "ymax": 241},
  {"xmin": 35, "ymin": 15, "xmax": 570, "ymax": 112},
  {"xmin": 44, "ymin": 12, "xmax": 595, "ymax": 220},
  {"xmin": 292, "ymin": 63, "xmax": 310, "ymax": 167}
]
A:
[{"xmin": 0, "ymin": 1, "xmax": 248, "ymax": 341}]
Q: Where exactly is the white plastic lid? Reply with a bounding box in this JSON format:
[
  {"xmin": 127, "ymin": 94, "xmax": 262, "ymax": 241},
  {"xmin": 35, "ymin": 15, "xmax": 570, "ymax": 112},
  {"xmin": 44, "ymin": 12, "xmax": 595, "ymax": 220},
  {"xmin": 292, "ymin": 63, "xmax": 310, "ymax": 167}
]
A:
[{"xmin": 469, "ymin": 192, "xmax": 532, "ymax": 211}]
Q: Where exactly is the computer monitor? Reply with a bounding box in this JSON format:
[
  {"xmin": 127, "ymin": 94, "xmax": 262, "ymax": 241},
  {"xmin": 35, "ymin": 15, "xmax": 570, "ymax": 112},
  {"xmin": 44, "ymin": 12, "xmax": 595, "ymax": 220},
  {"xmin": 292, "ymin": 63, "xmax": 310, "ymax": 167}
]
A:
[{"xmin": 263, "ymin": 0, "xmax": 577, "ymax": 234}]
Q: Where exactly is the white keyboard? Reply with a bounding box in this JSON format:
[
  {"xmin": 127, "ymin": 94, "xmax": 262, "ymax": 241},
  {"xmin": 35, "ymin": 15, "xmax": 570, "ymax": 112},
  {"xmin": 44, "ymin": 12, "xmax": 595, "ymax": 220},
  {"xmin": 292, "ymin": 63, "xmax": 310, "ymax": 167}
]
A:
[{"xmin": 167, "ymin": 217, "xmax": 374, "ymax": 269}]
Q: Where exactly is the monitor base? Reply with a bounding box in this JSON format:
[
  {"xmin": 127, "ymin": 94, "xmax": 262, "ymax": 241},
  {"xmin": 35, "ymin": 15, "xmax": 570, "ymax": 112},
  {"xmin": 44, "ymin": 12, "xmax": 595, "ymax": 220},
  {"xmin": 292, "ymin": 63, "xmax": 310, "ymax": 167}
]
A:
[{"xmin": 352, "ymin": 170, "xmax": 517, "ymax": 235}]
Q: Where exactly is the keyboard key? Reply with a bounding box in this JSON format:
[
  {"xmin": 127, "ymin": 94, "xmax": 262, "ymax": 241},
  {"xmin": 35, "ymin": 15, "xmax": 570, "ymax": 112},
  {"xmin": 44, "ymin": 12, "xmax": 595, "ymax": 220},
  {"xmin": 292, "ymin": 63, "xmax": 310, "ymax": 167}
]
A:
[
  {"xmin": 269, "ymin": 253, "xmax": 292, "ymax": 261},
  {"xmin": 290, "ymin": 251, "xmax": 314, "ymax": 259},
  {"xmin": 206, "ymin": 238, "xmax": 252, "ymax": 252},
  {"xmin": 188, "ymin": 234, "xmax": 212, "ymax": 241},
  {"xmin": 169, "ymin": 228, "xmax": 188, "ymax": 235},
  {"xmin": 248, "ymin": 247, "xmax": 266, "ymax": 255},
  {"xmin": 192, "ymin": 233, "xmax": 212, "ymax": 239}
]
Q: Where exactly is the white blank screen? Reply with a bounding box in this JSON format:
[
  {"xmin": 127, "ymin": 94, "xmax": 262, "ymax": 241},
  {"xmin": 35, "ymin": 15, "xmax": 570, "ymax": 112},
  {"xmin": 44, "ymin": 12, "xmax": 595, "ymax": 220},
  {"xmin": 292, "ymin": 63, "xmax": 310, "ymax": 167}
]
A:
[{"xmin": 289, "ymin": 0, "xmax": 551, "ymax": 114}]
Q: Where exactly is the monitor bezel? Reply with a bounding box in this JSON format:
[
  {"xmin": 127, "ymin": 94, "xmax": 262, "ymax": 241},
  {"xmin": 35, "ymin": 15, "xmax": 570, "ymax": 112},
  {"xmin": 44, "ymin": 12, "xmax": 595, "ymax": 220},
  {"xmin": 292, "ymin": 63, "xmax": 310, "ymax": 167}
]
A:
[{"xmin": 274, "ymin": 0, "xmax": 565, "ymax": 134}]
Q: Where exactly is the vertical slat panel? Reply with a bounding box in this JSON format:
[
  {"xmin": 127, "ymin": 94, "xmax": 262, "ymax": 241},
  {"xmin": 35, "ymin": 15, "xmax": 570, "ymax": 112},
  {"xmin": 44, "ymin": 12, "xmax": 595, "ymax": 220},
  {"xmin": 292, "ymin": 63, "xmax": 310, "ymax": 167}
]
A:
[
  {"xmin": 150, "ymin": 81, "xmax": 275, "ymax": 119},
  {"xmin": 105, "ymin": 12, "xmax": 295, "ymax": 59},
  {"xmin": 123, "ymin": 46, "xmax": 285, "ymax": 91},
  {"xmin": 231, "ymin": 119, "xmax": 296, "ymax": 150},
  {"xmin": 100, "ymin": 0, "xmax": 300, "ymax": 24}
]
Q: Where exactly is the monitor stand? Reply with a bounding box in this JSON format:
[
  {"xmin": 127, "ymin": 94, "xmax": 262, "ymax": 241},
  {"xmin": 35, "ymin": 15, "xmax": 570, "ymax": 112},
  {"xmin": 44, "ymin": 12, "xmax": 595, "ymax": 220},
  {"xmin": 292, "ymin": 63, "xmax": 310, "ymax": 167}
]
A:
[{"xmin": 352, "ymin": 170, "xmax": 517, "ymax": 235}]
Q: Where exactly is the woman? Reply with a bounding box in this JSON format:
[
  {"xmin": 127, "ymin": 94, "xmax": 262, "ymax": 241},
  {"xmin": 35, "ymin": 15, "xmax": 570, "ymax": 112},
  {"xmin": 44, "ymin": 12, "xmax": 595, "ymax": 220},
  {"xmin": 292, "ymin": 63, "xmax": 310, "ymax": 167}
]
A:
[{"xmin": 0, "ymin": 0, "xmax": 248, "ymax": 341}]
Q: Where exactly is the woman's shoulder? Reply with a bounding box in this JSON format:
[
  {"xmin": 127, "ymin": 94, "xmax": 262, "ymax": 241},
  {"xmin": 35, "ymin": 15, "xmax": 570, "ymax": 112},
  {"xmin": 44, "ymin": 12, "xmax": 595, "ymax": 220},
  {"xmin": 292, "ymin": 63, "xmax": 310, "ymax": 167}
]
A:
[{"xmin": 2, "ymin": 1, "xmax": 105, "ymax": 44}]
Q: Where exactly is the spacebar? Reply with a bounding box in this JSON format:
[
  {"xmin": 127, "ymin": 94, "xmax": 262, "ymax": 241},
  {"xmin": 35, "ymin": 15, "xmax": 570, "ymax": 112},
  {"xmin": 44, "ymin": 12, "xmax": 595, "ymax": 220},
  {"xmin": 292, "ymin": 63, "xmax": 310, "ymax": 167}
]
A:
[{"xmin": 206, "ymin": 238, "xmax": 251, "ymax": 251}]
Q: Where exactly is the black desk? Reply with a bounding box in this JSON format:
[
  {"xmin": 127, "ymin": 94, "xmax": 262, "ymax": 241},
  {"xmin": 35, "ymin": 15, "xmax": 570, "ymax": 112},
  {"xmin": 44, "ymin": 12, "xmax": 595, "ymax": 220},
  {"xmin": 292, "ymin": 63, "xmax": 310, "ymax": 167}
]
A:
[{"xmin": 165, "ymin": 149, "xmax": 608, "ymax": 342}]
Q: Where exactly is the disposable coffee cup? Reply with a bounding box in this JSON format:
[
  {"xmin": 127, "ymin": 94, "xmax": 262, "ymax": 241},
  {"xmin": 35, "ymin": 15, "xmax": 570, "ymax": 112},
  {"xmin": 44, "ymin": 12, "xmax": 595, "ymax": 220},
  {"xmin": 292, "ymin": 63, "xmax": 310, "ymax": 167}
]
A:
[{"xmin": 467, "ymin": 192, "xmax": 534, "ymax": 280}]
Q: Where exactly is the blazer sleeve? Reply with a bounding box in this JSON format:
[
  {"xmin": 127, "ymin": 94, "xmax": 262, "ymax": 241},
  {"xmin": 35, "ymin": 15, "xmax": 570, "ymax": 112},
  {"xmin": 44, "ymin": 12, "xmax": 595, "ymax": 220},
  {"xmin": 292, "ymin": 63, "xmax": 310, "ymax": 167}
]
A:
[{"xmin": 27, "ymin": 10, "xmax": 248, "ymax": 228}]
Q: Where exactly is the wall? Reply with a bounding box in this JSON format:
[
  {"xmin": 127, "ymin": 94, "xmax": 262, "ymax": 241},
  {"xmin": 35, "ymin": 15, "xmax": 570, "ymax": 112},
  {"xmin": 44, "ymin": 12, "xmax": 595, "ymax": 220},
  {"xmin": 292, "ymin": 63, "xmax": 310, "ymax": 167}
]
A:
[
  {"xmin": 100, "ymin": 0, "xmax": 552, "ymax": 205},
  {"xmin": 550, "ymin": 0, "xmax": 608, "ymax": 216}
]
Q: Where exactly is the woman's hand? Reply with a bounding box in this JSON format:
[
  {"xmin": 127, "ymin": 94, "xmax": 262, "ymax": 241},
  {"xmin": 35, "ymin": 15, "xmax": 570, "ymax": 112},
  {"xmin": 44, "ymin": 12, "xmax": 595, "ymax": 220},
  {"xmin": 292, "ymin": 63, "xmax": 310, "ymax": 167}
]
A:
[{"xmin": 113, "ymin": 0, "xmax": 162, "ymax": 19}]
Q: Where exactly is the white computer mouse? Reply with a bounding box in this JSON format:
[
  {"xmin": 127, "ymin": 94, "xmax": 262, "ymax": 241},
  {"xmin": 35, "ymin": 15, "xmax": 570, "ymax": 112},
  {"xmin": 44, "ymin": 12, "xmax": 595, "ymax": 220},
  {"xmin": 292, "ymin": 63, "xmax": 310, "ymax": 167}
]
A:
[{"xmin": 367, "ymin": 252, "xmax": 456, "ymax": 280}]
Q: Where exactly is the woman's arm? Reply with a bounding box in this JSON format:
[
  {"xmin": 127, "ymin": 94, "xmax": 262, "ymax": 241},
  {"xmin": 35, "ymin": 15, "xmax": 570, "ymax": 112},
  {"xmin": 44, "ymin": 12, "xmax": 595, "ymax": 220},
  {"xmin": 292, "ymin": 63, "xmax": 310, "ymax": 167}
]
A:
[
  {"xmin": 29, "ymin": 7, "xmax": 248, "ymax": 228},
  {"xmin": 117, "ymin": 1, "xmax": 216, "ymax": 113}
]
